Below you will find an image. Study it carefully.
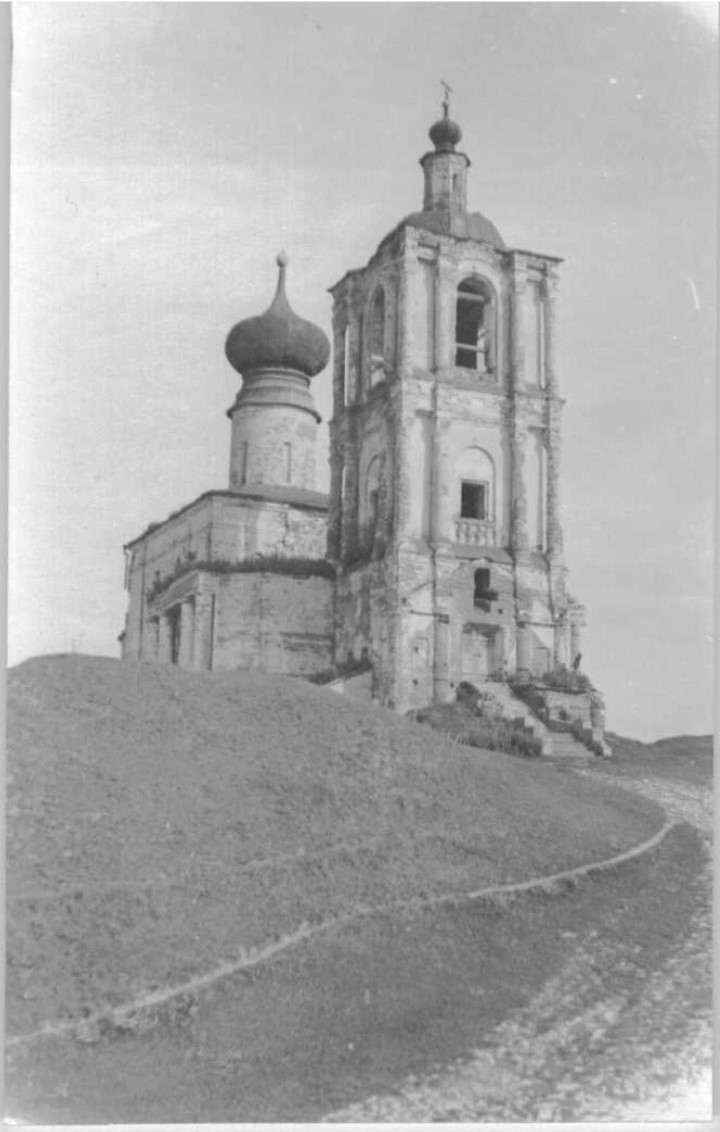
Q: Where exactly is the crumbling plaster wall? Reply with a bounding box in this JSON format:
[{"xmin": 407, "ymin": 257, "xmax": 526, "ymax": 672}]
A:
[
  {"xmin": 139, "ymin": 568, "xmax": 333, "ymax": 675},
  {"xmin": 213, "ymin": 572, "xmax": 333, "ymax": 676}
]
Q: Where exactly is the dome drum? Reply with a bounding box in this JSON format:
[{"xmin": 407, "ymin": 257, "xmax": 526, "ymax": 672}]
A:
[{"xmin": 226, "ymin": 367, "xmax": 322, "ymax": 424}]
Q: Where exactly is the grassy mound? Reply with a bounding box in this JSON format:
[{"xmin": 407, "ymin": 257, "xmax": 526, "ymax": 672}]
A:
[
  {"xmin": 414, "ymin": 699, "xmax": 543, "ymax": 758},
  {"xmin": 7, "ymin": 655, "xmax": 664, "ymax": 1037},
  {"xmin": 603, "ymin": 733, "xmax": 712, "ymax": 787},
  {"xmin": 9, "ymin": 823, "xmax": 707, "ymax": 1124}
]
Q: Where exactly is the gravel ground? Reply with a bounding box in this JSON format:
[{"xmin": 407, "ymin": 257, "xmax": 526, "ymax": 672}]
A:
[{"xmin": 326, "ymin": 769, "xmax": 713, "ymax": 1122}]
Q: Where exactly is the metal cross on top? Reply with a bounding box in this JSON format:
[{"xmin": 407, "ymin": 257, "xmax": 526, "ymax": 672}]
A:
[{"xmin": 440, "ymin": 79, "xmax": 452, "ymax": 114}]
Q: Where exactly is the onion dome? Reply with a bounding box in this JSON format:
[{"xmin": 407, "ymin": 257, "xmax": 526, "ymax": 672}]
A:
[
  {"xmin": 429, "ymin": 103, "xmax": 462, "ymax": 153},
  {"xmin": 225, "ymin": 253, "xmax": 330, "ymax": 378}
]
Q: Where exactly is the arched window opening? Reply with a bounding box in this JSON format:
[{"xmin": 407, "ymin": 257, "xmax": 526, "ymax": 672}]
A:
[
  {"xmin": 369, "ymin": 288, "xmax": 386, "ymax": 387},
  {"xmin": 455, "ymin": 277, "xmax": 495, "ymax": 374}
]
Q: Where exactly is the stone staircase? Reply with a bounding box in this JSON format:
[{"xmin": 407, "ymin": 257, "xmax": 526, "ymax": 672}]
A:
[
  {"xmin": 544, "ymin": 730, "xmax": 593, "ymax": 762},
  {"xmin": 478, "ymin": 682, "xmax": 554, "ymax": 757},
  {"xmin": 478, "ymin": 682, "xmax": 608, "ymax": 761}
]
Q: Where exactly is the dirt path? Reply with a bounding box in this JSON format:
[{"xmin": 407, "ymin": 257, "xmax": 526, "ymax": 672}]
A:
[{"xmin": 325, "ymin": 769, "xmax": 713, "ymax": 1122}]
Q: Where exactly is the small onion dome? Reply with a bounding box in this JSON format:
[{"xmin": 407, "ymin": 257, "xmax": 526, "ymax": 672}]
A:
[
  {"xmin": 225, "ymin": 253, "xmax": 330, "ymax": 378},
  {"xmin": 429, "ymin": 104, "xmax": 462, "ymax": 153}
]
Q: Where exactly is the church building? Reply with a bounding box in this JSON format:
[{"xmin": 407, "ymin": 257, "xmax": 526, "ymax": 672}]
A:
[{"xmin": 121, "ymin": 98, "xmax": 587, "ymax": 714}]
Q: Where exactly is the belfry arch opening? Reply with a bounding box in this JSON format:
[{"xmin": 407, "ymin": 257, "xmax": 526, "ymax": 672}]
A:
[{"xmin": 455, "ymin": 276, "xmax": 495, "ymax": 375}]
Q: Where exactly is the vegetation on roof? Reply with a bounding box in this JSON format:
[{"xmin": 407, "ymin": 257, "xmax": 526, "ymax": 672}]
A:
[{"xmin": 147, "ymin": 554, "xmax": 335, "ymax": 603}]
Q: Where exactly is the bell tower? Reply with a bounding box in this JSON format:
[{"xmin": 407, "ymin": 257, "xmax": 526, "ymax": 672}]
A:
[{"xmin": 328, "ymin": 94, "xmax": 585, "ymax": 711}]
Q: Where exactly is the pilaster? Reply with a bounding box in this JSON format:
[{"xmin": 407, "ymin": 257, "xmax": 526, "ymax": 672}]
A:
[
  {"xmin": 510, "ymin": 417, "xmax": 529, "ymax": 552},
  {"xmin": 179, "ymin": 599, "xmax": 194, "ymax": 668},
  {"xmin": 436, "ymin": 260, "xmax": 454, "ymax": 373},
  {"xmin": 397, "ymin": 246, "xmax": 414, "ymax": 374},
  {"xmin": 193, "ymin": 594, "xmax": 215, "ymax": 669},
  {"xmin": 510, "ymin": 263, "xmax": 529, "ymax": 552},
  {"xmin": 434, "ymin": 415, "xmax": 454, "ymax": 543},
  {"xmin": 553, "ymin": 616, "xmax": 570, "ymax": 669},
  {"xmin": 327, "ymin": 305, "xmax": 348, "ymax": 562},
  {"xmin": 543, "ymin": 272, "xmax": 565, "ymax": 560},
  {"xmin": 340, "ymin": 412, "xmax": 360, "ymax": 560},
  {"xmin": 516, "ymin": 623, "xmax": 531, "ymax": 682},
  {"xmin": 570, "ymin": 620, "xmax": 582, "ymax": 662},
  {"xmin": 510, "ymin": 260, "xmax": 529, "ymax": 391},
  {"xmin": 158, "ymin": 612, "xmax": 171, "ymax": 664},
  {"xmin": 144, "ymin": 617, "xmax": 159, "ymax": 662}
]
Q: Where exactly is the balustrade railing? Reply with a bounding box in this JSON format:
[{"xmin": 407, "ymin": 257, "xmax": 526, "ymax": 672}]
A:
[{"xmin": 454, "ymin": 517, "xmax": 495, "ymax": 546}]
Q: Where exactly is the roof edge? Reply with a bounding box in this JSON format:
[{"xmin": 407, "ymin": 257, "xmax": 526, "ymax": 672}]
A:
[{"xmin": 124, "ymin": 487, "xmax": 329, "ymax": 550}]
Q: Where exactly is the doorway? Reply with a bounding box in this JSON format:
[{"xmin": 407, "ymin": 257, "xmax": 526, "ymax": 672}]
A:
[{"xmin": 461, "ymin": 627, "xmax": 493, "ymax": 681}]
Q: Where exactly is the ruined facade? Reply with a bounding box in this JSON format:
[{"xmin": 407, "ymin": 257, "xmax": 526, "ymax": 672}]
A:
[{"xmin": 121, "ymin": 102, "xmax": 587, "ymax": 714}]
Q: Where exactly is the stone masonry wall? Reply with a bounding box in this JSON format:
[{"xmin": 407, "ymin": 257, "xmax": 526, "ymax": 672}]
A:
[{"xmin": 213, "ymin": 572, "xmax": 333, "ymax": 676}]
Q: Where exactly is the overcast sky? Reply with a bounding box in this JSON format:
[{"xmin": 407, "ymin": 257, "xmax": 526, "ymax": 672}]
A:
[{"xmin": 10, "ymin": 2, "xmax": 717, "ymax": 740}]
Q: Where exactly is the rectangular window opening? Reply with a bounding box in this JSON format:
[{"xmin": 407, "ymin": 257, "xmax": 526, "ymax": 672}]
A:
[
  {"xmin": 473, "ymin": 568, "xmax": 498, "ymax": 609},
  {"xmin": 460, "ymin": 481, "xmax": 487, "ymax": 520}
]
